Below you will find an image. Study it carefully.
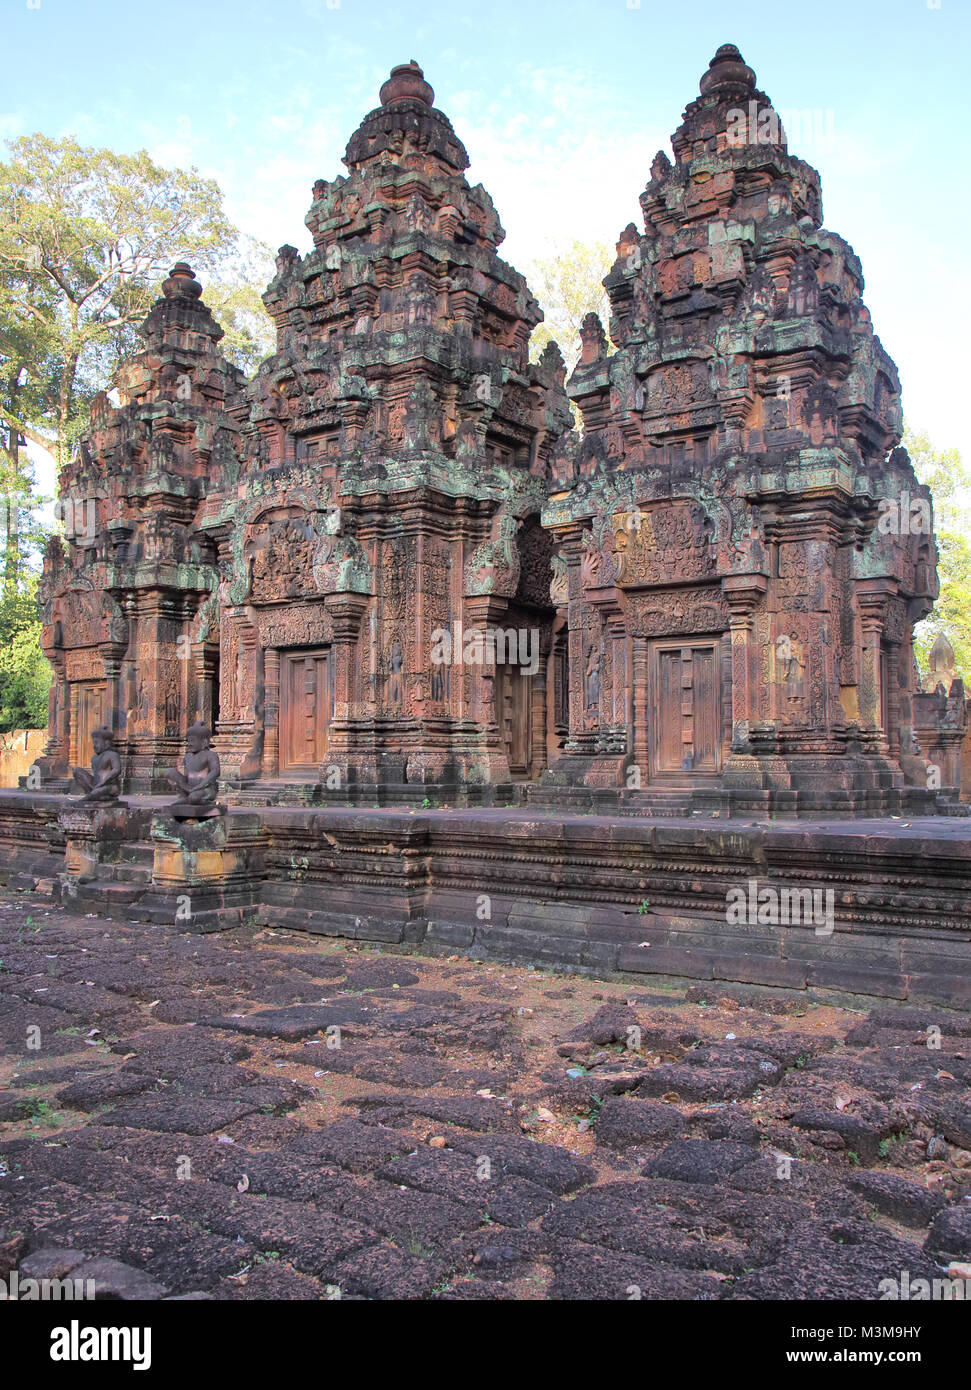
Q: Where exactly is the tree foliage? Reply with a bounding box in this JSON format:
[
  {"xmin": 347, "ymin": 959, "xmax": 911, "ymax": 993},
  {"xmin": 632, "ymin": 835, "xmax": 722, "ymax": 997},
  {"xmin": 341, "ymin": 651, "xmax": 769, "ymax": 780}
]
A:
[
  {"xmin": 205, "ymin": 236, "xmax": 277, "ymax": 376},
  {"xmin": 0, "ymin": 133, "xmax": 269, "ymax": 470},
  {"xmin": 525, "ymin": 238, "xmax": 613, "ymax": 370},
  {"xmin": 0, "ymin": 573, "xmax": 50, "ymax": 731},
  {"xmin": 907, "ymin": 425, "xmax": 971, "ymax": 680},
  {"xmin": 0, "ymin": 134, "xmax": 276, "ymax": 729}
]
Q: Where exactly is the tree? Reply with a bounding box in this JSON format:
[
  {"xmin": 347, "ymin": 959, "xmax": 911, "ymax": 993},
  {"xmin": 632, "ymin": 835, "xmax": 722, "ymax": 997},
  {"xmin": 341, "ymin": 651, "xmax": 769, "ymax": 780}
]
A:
[
  {"xmin": 0, "ymin": 133, "xmax": 275, "ymax": 610},
  {"xmin": 0, "ymin": 135, "xmax": 277, "ymax": 732},
  {"xmin": 205, "ymin": 236, "xmax": 277, "ymax": 376},
  {"xmin": 524, "ymin": 238, "xmax": 614, "ymax": 370},
  {"xmin": 906, "ymin": 425, "xmax": 971, "ymax": 680},
  {"xmin": 0, "ymin": 133, "xmax": 255, "ymax": 473},
  {"xmin": 0, "ymin": 572, "xmax": 50, "ymax": 731}
]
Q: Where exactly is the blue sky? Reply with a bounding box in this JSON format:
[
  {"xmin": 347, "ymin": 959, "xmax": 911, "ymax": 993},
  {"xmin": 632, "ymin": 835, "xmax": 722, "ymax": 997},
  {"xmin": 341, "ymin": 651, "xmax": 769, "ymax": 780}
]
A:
[{"xmin": 5, "ymin": 0, "xmax": 970, "ymax": 480}]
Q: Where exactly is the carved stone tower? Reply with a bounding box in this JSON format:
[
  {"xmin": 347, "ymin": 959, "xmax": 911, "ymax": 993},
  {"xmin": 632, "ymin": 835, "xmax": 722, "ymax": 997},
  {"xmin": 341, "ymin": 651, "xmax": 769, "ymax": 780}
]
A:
[
  {"xmin": 539, "ymin": 44, "xmax": 945, "ymax": 814},
  {"xmin": 41, "ymin": 64, "xmax": 573, "ymax": 797}
]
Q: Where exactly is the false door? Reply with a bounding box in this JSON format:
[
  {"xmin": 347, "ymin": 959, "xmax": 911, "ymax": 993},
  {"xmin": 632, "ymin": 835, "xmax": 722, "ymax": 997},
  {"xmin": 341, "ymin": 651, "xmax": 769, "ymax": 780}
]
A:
[
  {"xmin": 69, "ymin": 680, "xmax": 105, "ymax": 770},
  {"xmin": 279, "ymin": 648, "xmax": 331, "ymax": 773},
  {"xmin": 650, "ymin": 641, "xmax": 721, "ymax": 776},
  {"xmin": 497, "ymin": 662, "xmax": 533, "ymax": 779}
]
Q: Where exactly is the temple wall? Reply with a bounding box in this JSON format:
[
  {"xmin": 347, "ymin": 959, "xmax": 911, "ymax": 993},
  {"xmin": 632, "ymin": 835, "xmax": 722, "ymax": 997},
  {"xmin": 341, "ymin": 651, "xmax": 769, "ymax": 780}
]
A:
[{"xmin": 0, "ymin": 731, "xmax": 47, "ymax": 788}]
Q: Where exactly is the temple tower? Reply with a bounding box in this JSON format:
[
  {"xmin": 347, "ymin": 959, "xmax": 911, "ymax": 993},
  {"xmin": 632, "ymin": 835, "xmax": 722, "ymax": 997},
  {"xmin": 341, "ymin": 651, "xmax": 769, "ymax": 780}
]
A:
[
  {"xmin": 39, "ymin": 264, "xmax": 245, "ymax": 791},
  {"xmin": 37, "ymin": 48, "xmax": 956, "ymax": 814},
  {"xmin": 540, "ymin": 44, "xmax": 945, "ymax": 814},
  {"xmin": 40, "ymin": 64, "xmax": 574, "ymax": 798}
]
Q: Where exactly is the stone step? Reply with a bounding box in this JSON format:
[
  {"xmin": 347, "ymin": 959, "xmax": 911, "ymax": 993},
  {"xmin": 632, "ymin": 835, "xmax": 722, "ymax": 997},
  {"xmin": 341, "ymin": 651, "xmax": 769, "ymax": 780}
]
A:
[
  {"xmin": 75, "ymin": 880, "xmax": 146, "ymax": 905},
  {"xmin": 106, "ymin": 862, "xmax": 154, "ymax": 884},
  {"xmin": 112, "ymin": 842, "xmax": 155, "ymax": 867}
]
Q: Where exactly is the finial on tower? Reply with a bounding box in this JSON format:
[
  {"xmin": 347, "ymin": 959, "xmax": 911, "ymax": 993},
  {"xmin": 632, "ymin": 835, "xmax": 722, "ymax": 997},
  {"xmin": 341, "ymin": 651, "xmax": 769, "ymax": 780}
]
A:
[
  {"xmin": 699, "ymin": 43, "xmax": 756, "ymax": 96},
  {"xmin": 161, "ymin": 262, "xmax": 203, "ymax": 300},
  {"xmin": 379, "ymin": 60, "xmax": 434, "ymax": 108}
]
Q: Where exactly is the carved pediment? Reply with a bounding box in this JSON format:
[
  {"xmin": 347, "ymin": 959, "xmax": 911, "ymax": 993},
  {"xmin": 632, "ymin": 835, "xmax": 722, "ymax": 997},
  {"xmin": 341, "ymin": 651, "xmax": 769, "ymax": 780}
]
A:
[
  {"xmin": 247, "ymin": 515, "xmax": 319, "ymax": 602},
  {"xmin": 58, "ymin": 588, "xmax": 101, "ymax": 645},
  {"xmin": 612, "ymin": 501, "xmax": 715, "ymax": 588},
  {"xmin": 50, "ymin": 575, "xmax": 125, "ymax": 649},
  {"xmin": 240, "ymin": 504, "xmax": 371, "ymax": 605}
]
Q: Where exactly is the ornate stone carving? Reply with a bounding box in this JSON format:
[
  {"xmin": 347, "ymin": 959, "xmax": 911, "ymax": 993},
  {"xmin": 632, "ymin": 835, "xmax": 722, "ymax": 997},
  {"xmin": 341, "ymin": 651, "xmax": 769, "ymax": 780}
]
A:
[
  {"xmin": 32, "ymin": 50, "xmax": 954, "ymax": 812},
  {"xmin": 248, "ymin": 515, "xmax": 319, "ymax": 602},
  {"xmin": 465, "ymin": 514, "xmax": 520, "ymax": 596},
  {"xmin": 612, "ymin": 502, "xmax": 715, "ymax": 588},
  {"xmin": 622, "ymin": 587, "xmax": 729, "ymax": 638}
]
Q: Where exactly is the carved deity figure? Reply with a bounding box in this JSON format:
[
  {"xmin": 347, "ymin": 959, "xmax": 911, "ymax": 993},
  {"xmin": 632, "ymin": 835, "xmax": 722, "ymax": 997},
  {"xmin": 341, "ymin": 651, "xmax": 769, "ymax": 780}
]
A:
[
  {"xmin": 549, "ymin": 554, "xmax": 569, "ymax": 607},
  {"xmin": 389, "ymin": 641, "xmax": 404, "ymax": 708},
  {"xmin": 235, "ymin": 647, "xmax": 252, "ymax": 720},
  {"xmin": 164, "ymin": 723, "xmax": 224, "ymax": 818},
  {"xmin": 72, "ymin": 726, "xmax": 124, "ymax": 805},
  {"xmin": 585, "ymin": 649, "xmax": 601, "ymax": 712}
]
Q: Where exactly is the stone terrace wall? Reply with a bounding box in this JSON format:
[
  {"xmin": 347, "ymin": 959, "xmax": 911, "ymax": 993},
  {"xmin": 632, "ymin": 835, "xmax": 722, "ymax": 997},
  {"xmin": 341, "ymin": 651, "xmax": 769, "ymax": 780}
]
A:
[{"xmin": 1, "ymin": 793, "xmax": 967, "ymax": 1006}]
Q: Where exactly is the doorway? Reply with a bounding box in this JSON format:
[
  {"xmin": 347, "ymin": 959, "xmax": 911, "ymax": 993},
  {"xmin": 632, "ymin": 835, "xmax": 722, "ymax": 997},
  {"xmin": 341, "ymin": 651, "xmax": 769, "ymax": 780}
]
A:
[
  {"xmin": 70, "ymin": 680, "xmax": 105, "ymax": 770},
  {"xmin": 279, "ymin": 648, "xmax": 331, "ymax": 773},
  {"xmin": 497, "ymin": 662, "xmax": 533, "ymax": 779},
  {"xmin": 649, "ymin": 640, "xmax": 721, "ymax": 777}
]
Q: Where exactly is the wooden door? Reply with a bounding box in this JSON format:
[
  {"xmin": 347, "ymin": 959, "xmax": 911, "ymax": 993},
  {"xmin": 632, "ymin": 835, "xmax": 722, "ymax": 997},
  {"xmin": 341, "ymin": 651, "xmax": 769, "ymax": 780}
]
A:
[
  {"xmin": 691, "ymin": 646, "xmax": 719, "ymax": 770},
  {"xmin": 650, "ymin": 642, "xmax": 721, "ymax": 776},
  {"xmin": 279, "ymin": 649, "xmax": 331, "ymax": 772},
  {"xmin": 498, "ymin": 663, "xmax": 532, "ymax": 778},
  {"xmin": 70, "ymin": 681, "xmax": 105, "ymax": 770}
]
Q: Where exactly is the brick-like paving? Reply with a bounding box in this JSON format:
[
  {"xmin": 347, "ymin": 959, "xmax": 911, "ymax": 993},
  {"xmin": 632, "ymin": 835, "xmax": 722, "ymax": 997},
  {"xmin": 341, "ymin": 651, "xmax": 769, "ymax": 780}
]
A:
[{"xmin": 1, "ymin": 887, "xmax": 969, "ymax": 1300}]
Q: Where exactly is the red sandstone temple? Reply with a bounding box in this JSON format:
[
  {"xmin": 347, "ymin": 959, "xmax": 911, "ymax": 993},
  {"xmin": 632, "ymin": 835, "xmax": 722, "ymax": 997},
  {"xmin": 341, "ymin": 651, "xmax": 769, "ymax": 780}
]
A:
[{"xmin": 34, "ymin": 48, "xmax": 964, "ymax": 818}]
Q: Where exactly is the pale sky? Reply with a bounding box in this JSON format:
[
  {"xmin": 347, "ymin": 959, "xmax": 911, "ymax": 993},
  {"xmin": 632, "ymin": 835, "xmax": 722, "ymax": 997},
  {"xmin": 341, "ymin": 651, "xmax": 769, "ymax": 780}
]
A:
[{"xmin": 6, "ymin": 0, "xmax": 969, "ymax": 506}]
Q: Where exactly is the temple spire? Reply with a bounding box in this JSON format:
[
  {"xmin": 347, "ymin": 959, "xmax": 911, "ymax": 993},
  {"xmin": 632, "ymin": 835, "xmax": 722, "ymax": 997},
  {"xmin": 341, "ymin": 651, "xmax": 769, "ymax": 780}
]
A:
[{"xmin": 343, "ymin": 60, "xmax": 468, "ymax": 173}]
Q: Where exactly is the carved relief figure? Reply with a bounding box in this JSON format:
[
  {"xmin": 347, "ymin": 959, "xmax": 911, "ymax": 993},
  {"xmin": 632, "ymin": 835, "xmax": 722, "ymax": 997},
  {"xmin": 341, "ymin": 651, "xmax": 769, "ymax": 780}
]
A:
[
  {"xmin": 389, "ymin": 639, "xmax": 403, "ymax": 708},
  {"xmin": 585, "ymin": 647, "xmax": 601, "ymax": 712}
]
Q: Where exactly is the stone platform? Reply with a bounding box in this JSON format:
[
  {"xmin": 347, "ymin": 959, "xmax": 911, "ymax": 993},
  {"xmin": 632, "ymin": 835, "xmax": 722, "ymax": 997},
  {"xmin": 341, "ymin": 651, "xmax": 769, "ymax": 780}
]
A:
[{"xmin": 0, "ymin": 790, "xmax": 968, "ymax": 1005}]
